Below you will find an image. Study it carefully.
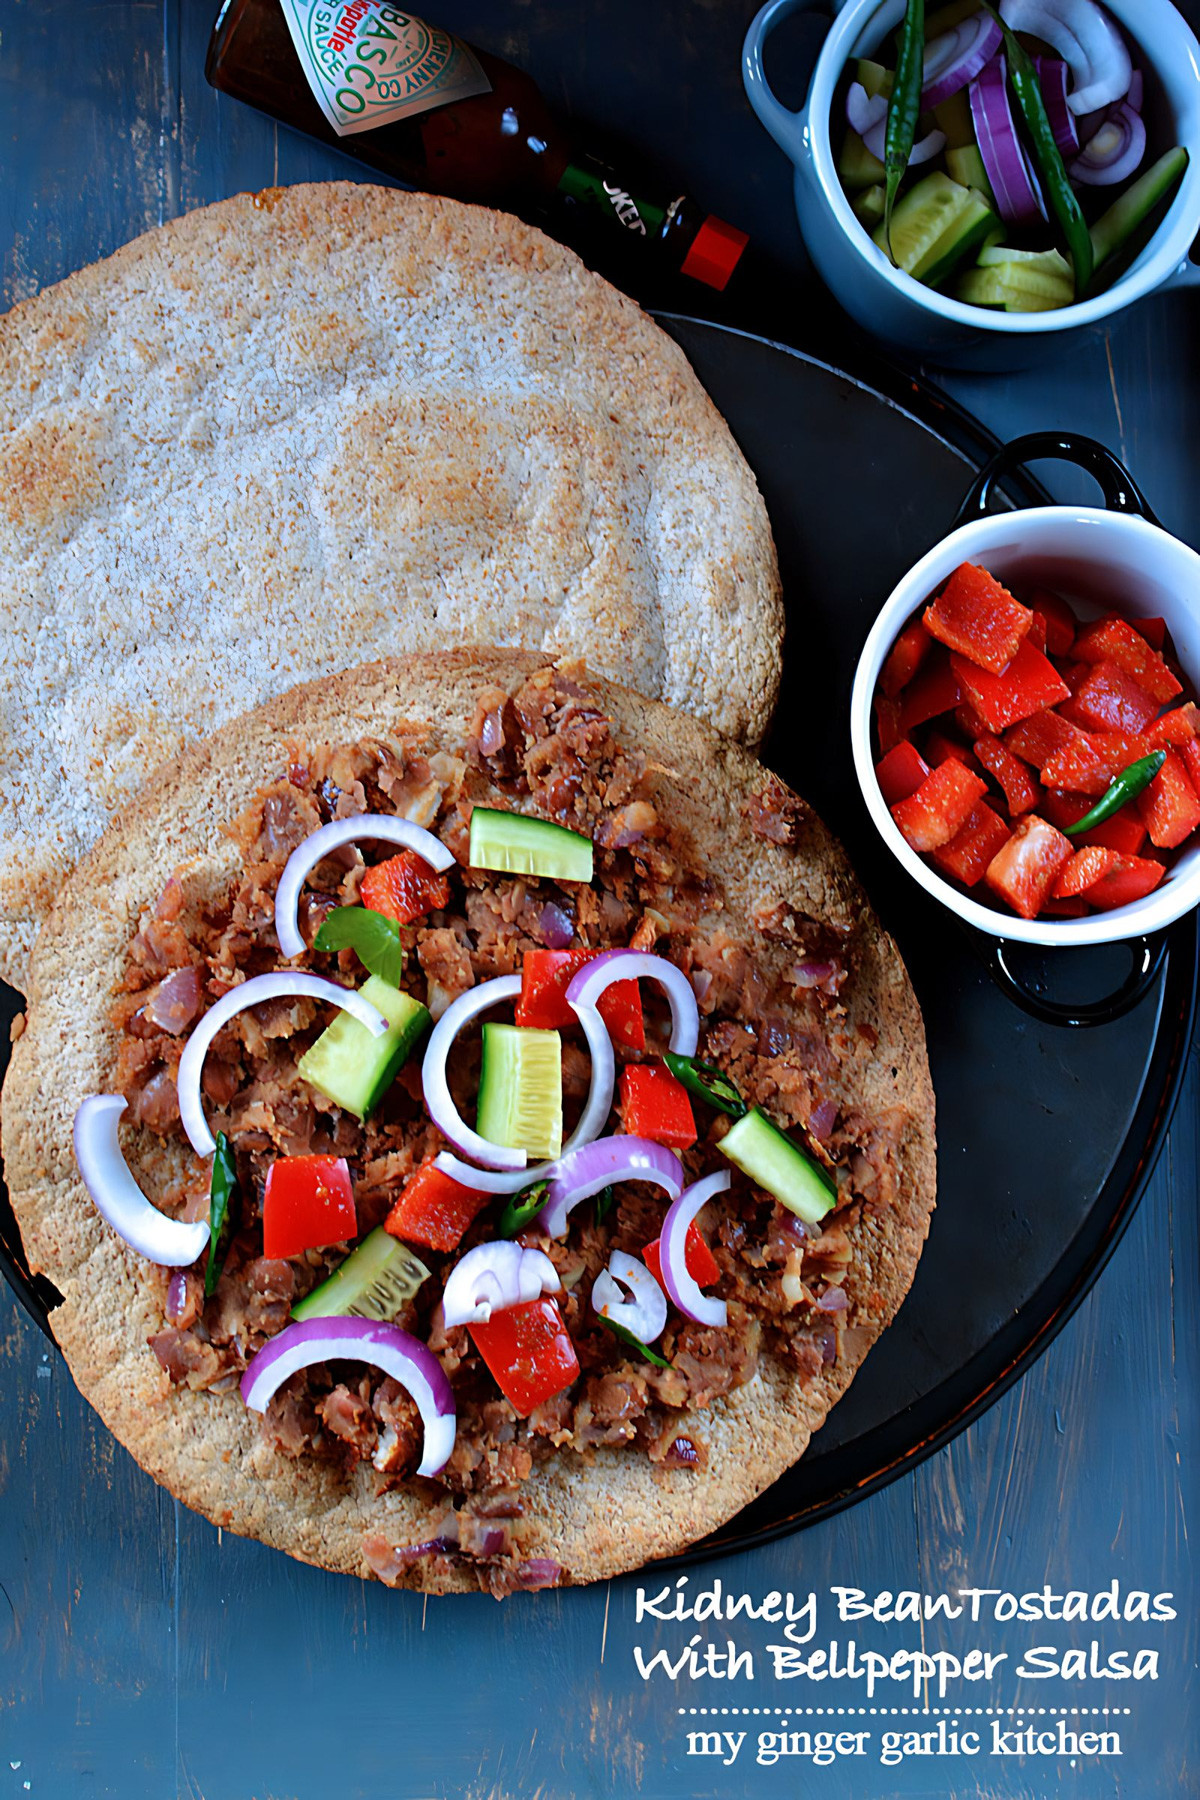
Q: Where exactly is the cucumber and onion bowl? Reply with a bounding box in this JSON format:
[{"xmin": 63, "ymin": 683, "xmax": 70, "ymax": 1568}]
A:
[{"xmin": 838, "ymin": 0, "xmax": 1189, "ymax": 313}]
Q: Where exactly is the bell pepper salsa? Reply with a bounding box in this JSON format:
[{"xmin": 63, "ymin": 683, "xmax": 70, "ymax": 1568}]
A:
[
  {"xmin": 469, "ymin": 1295, "xmax": 580, "ymax": 1417},
  {"xmin": 873, "ymin": 562, "xmax": 1200, "ymax": 921},
  {"xmin": 384, "ymin": 1158, "xmax": 490, "ymax": 1253},
  {"xmin": 262, "ymin": 1154, "xmax": 357, "ymax": 1260}
]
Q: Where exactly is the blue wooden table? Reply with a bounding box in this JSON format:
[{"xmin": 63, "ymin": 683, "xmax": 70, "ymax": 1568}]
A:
[{"xmin": 1, "ymin": 5, "xmax": 1197, "ymax": 1797}]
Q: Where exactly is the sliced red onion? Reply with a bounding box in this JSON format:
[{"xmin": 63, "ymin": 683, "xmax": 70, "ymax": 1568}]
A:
[
  {"xmin": 166, "ymin": 1271, "xmax": 191, "ymax": 1320},
  {"xmin": 970, "ymin": 59, "xmax": 1047, "ymax": 224},
  {"xmin": 1033, "ymin": 56, "xmax": 1079, "ymax": 157},
  {"xmin": 441, "ymin": 1241, "xmax": 560, "ymax": 1328},
  {"xmin": 1124, "ymin": 68, "xmax": 1142, "ymax": 113},
  {"xmin": 538, "ymin": 902, "xmax": 574, "ymax": 950},
  {"xmin": 1000, "ymin": 0, "xmax": 1131, "ymax": 116},
  {"xmin": 846, "ymin": 81, "xmax": 944, "ymax": 164},
  {"xmin": 423, "ymin": 974, "xmax": 615, "ymax": 1179},
  {"xmin": 566, "ymin": 949, "xmax": 699, "ymax": 1057},
  {"xmin": 274, "ymin": 815, "xmax": 454, "ymax": 959},
  {"xmin": 816, "ymin": 1285, "xmax": 849, "ymax": 1313},
  {"xmin": 809, "ymin": 1098, "xmax": 839, "ymax": 1141},
  {"xmin": 515, "ymin": 1558, "xmax": 562, "ymax": 1589},
  {"xmin": 1070, "ymin": 102, "xmax": 1145, "ymax": 184},
  {"xmin": 73, "ymin": 1095, "xmax": 211, "ymax": 1267},
  {"xmin": 592, "ymin": 1249, "xmax": 668, "ymax": 1345},
  {"xmin": 241, "ymin": 1316, "xmax": 456, "ymax": 1476},
  {"xmin": 658, "ymin": 1171, "xmax": 729, "ymax": 1329},
  {"xmin": 921, "ymin": 13, "xmax": 1002, "ymax": 107},
  {"xmin": 178, "ymin": 972, "xmax": 388, "ymax": 1158},
  {"xmin": 537, "ymin": 1136, "xmax": 684, "ymax": 1238}
]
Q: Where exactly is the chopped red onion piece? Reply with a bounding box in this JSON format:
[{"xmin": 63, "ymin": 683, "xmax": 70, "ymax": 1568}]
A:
[
  {"xmin": 178, "ymin": 972, "xmax": 387, "ymax": 1158},
  {"xmin": 441, "ymin": 1241, "xmax": 560, "ymax": 1328},
  {"xmin": 273, "ymin": 814, "xmax": 453, "ymax": 959},
  {"xmin": 658, "ymin": 1170, "xmax": 729, "ymax": 1329},
  {"xmin": 794, "ymin": 960, "xmax": 836, "ymax": 989},
  {"xmin": 970, "ymin": 58, "xmax": 1047, "ymax": 224},
  {"xmin": 809, "ymin": 1098, "xmax": 839, "ymax": 1141},
  {"xmin": 516, "ymin": 1558, "xmax": 563, "ymax": 1589},
  {"xmin": 1033, "ymin": 56, "xmax": 1079, "ymax": 157},
  {"xmin": 240, "ymin": 1316, "xmax": 456, "ymax": 1477},
  {"xmin": 1070, "ymin": 102, "xmax": 1145, "ymax": 185},
  {"xmin": 73, "ymin": 1095, "xmax": 211, "ymax": 1267},
  {"xmin": 166, "ymin": 1271, "xmax": 190, "ymax": 1321},
  {"xmin": 921, "ymin": 13, "xmax": 1002, "ymax": 107},
  {"xmin": 538, "ymin": 902, "xmax": 574, "ymax": 949},
  {"xmin": 816, "ymin": 1285, "xmax": 849, "ymax": 1313},
  {"xmin": 819, "ymin": 1326, "xmax": 839, "ymax": 1365},
  {"xmin": 1000, "ymin": 0, "xmax": 1132, "ymax": 115},
  {"xmin": 537, "ymin": 1136, "xmax": 684, "ymax": 1238},
  {"xmin": 565, "ymin": 949, "xmax": 699, "ymax": 1057},
  {"xmin": 592, "ymin": 1249, "xmax": 668, "ymax": 1345}
]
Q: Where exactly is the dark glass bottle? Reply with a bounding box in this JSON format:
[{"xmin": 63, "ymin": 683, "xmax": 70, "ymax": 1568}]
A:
[{"xmin": 205, "ymin": 1, "xmax": 747, "ymax": 290}]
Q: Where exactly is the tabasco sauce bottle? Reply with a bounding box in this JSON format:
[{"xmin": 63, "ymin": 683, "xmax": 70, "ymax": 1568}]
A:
[{"xmin": 205, "ymin": 2, "xmax": 748, "ymax": 290}]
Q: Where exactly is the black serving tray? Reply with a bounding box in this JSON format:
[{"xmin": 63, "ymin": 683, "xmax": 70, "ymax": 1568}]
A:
[{"xmin": 0, "ymin": 319, "xmax": 1194, "ymax": 1556}]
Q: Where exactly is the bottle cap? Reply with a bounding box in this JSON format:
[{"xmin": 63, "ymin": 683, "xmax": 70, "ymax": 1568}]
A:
[{"xmin": 680, "ymin": 215, "xmax": 749, "ymax": 291}]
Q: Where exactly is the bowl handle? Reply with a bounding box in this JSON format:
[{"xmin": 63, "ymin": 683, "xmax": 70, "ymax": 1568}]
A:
[
  {"xmin": 950, "ymin": 430, "xmax": 1162, "ymax": 528},
  {"xmin": 1162, "ymin": 230, "xmax": 1200, "ymax": 291},
  {"xmin": 742, "ymin": 0, "xmax": 826, "ymax": 167},
  {"xmin": 970, "ymin": 931, "xmax": 1170, "ymax": 1028}
]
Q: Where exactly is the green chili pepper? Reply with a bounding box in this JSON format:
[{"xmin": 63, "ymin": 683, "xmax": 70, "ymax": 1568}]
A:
[
  {"xmin": 497, "ymin": 1180, "xmax": 549, "ymax": 1239},
  {"xmin": 599, "ymin": 1314, "xmax": 672, "ymax": 1368},
  {"xmin": 1064, "ymin": 751, "xmax": 1166, "ymax": 836},
  {"xmin": 204, "ymin": 1131, "xmax": 239, "ymax": 1299},
  {"xmin": 594, "ymin": 1184, "xmax": 615, "ymax": 1225},
  {"xmin": 883, "ymin": 0, "xmax": 926, "ymax": 257},
  {"xmin": 663, "ymin": 1052, "xmax": 747, "ymax": 1119},
  {"xmin": 979, "ymin": 3, "xmax": 1094, "ymax": 296}
]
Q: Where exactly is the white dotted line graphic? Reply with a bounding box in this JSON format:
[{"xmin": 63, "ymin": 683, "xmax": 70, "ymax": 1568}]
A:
[{"xmin": 676, "ymin": 1706, "xmax": 1133, "ymax": 1717}]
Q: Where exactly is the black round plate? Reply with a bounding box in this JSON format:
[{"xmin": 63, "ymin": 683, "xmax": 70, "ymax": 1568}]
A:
[{"xmin": 0, "ymin": 320, "xmax": 1194, "ymax": 1557}]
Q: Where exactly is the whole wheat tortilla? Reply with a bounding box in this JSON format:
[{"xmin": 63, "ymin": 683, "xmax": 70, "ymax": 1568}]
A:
[
  {"xmin": 2, "ymin": 651, "xmax": 934, "ymax": 1592},
  {"xmin": 0, "ymin": 183, "xmax": 782, "ymax": 990}
]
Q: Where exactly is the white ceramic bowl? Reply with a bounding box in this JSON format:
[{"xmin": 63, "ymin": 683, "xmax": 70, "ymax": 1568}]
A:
[
  {"xmin": 850, "ymin": 500, "xmax": 1200, "ymax": 947},
  {"xmin": 743, "ymin": 0, "xmax": 1200, "ymax": 368}
]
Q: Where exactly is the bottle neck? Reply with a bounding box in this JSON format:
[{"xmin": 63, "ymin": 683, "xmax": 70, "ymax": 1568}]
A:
[{"xmin": 556, "ymin": 152, "xmax": 683, "ymax": 245}]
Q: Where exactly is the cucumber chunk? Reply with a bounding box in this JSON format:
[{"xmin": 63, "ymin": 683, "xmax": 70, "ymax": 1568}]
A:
[
  {"xmin": 292, "ymin": 1227, "xmax": 430, "ymax": 1322},
  {"xmin": 297, "ymin": 975, "xmax": 430, "ymax": 1119},
  {"xmin": 852, "ymin": 184, "xmax": 886, "ymax": 228},
  {"xmin": 468, "ymin": 807, "xmax": 593, "ymax": 883},
  {"xmin": 925, "ymin": 0, "xmax": 987, "ymax": 35},
  {"xmin": 945, "ymin": 144, "xmax": 995, "ymax": 208},
  {"xmin": 876, "ymin": 175, "xmax": 998, "ymax": 287},
  {"xmin": 720, "ymin": 1107, "xmax": 836, "ymax": 1226},
  {"xmin": 476, "ymin": 1022, "xmax": 563, "ymax": 1161},
  {"xmin": 956, "ymin": 246, "xmax": 1074, "ymax": 311},
  {"xmin": 1089, "ymin": 146, "xmax": 1190, "ymax": 272},
  {"xmin": 839, "ymin": 129, "xmax": 886, "ymax": 191},
  {"xmin": 920, "ymin": 192, "xmax": 1001, "ymax": 289},
  {"xmin": 855, "ymin": 59, "xmax": 893, "ymax": 100},
  {"xmin": 933, "ymin": 88, "xmax": 974, "ymax": 151}
]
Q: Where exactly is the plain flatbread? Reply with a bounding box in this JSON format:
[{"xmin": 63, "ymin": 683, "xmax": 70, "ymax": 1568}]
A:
[
  {"xmin": 0, "ymin": 183, "xmax": 782, "ymax": 989},
  {"xmin": 3, "ymin": 650, "xmax": 934, "ymax": 1593}
]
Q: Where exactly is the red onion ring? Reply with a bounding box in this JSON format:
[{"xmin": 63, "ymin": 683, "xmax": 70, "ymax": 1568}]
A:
[
  {"xmin": 178, "ymin": 972, "xmax": 388, "ymax": 1158},
  {"xmin": 658, "ymin": 1170, "xmax": 729, "ymax": 1328},
  {"xmin": 537, "ymin": 1136, "xmax": 684, "ymax": 1238},
  {"xmin": 538, "ymin": 902, "xmax": 575, "ymax": 950},
  {"xmin": 970, "ymin": 58, "xmax": 1047, "ymax": 225},
  {"xmin": 441, "ymin": 1241, "xmax": 561, "ymax": 1328},
  {"xmin": 1000, "ymin": 0, "xmax": 1131, "ymax": 116},
  {"xmin": 73, "ymin": 1094, "xmax": 211, "ymax": 1267},
  {"xmin": 565, "ymin": 949, "xmax": 699, "ymax": 1057},
  {"xmin": 1033, "ymin": 56, "xmax": 1080, "ymax": 157},
  {"xmin": 592, "ymin": 1249, "xmax": 668, "ymax": 1345},
  {"xmin": 423, "ymin": 974, "xmax": 615, "ymax": 1177},
  {"xmin": 274, "ymin": 815, "xmax": 453, "ymax": 959},
  {"xmin": 1070, "ymin": 102, "xmax": 1145, "ymax": 185},
  {"xmin": 240, "ymin": 1316, "xmax": 456, "ymax": 1477},
  {"xmin": 921, "ymin": 13, "xmax": 1002, "ymax": 107}
]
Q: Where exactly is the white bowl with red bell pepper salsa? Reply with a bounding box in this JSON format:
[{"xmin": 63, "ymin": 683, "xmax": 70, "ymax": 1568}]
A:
[{"xmin": 851, "ymin": 504, "xmax": 1200, "ymax": 944}]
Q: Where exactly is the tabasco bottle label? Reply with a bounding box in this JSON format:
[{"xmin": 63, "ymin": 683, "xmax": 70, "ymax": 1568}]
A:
[{"xmin": 278, "ymin": 2, "xmax": 491, "ymax": 137}]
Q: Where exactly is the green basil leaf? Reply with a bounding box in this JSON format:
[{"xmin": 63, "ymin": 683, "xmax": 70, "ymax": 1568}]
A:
[
  {"xmin": 205, "ymin": 1131, "xmax": 239, "ymax": 1300},
  {"xmin": 498, "ymin": 1181, "xmax": 549, "ymax": 1239},
  {"xmin": 314, "ymin": 906, "xmax": 404, "ymax": 986},
  {"xmin": 599, "ymin": 1314, "xmax": 672, "ymax": 1368}
]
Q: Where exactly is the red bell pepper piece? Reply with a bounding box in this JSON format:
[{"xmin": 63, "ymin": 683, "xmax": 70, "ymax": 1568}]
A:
[
  {"xmin": 972, "ymin": 733, "xmax": 1040, "ymax": 816},
  {"xmin": 1072, "ymin": 617, "xmax": 1182, "ymax": 704},
  {"xmin": 1039, "ymin": 729, "xmax": 1145, "ymax": 798},
  {"xmin": 361, "ymin": 850, "xmax": 451, "ymax": 925},
  {"xmin": 469, "ymin": 1296, "xmax": 579, "ymax": 1417},
  {"xmin": 1030, "ymin": 588, "xmax": 1076, "ymax": 658},
  {"xmin": 930, "ymin": 802, "xmax": 1011, "ymax": 887},
  {"xmin": 262, "ymin": 1155, "xmax": 356, "ymax": 1260},
  {"xmin": 515, "ymin": 949, "xmax": 644, "ymax": 1051},
  {"xmin": 880, "ymin": 621, "xmax": 932, "ymax": 697},
  {"xmin": 1083, "ymin": 855, "xmax": 1167, "ymax": 911},
  {"xmin": 955, "ymin": 702, "xmax": 989, "ymax": 741},
  {"xmin": 1042, "ymin": 895, "xmax": 1089, "ymax": 918},
  {"xmin": 923, "ymin": 562, "xmax": 1032, "ymax": 674},
  {"xmin": 874, "ymin": 740, "xmax": 931, "ymax": 805},
  {"xmin": 1137, "ymin": 750, "xmax": 1200, "ymax": 849},
  {"xmin": 898, "ymin": 651, "xmax": 964, "ymax": 734},
  {"xmin": 643, "ymin": 1224, "xmax": 720, "ymax": 1291},
  {"xmin": 1052, "ymin": 846, "xmax": 1121, "ymax": 899},
  {"xmin": 1027, "ymin": 611, "xmax": 1047, "ymax": 654},
  {"xmin": 1128, "ymin": 615, "xmax": 1167, "ymax": 651},
  {"xmin": 874, "ymin": 692, "xmax": 904, "ymax": 756},
  {"xmin": 1144, "ymin": 702, "xmax": 1198, "ymax": 749},
  {"xmin": 924, "ymin": 730, "xmax": 980, "ymax": 773},
  {"xmin": 950, "ymin": 641, "xmax": 1070, "ymax": 735},
  {"xmin": 1180, "ymin": 737, "xmax": 1200, "ymax": 794},
  {"xmin": 619, "ymin": 1064, "xmax": 697, "ymax": 1150},
  {"xmin": 1039, "ymin": 787, "xmax": 1147, "ymax": 856},
  {"xmin": 1003, "ymin": 709, "xmax": 1090, "ymax": 770},
  {"xmin": 385, "ymin": 1159, "xmax": 490, "ymax": 1254},
  {"xmin": 890, "ymin": 760, "xmax": 988, "ymax": 853},
  {"xmin": 1059, "ymin": 660, "xmax": 1160, "ymax": 735},
  {"xmin": 984, "ymin": 815, "xmax": 1074, "ymax": 919}
]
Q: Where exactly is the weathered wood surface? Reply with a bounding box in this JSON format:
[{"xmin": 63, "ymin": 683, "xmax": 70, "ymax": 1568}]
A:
[{"xmin": 1, "ymin": 3, "xmax": 1197, "ymax": 1796}]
